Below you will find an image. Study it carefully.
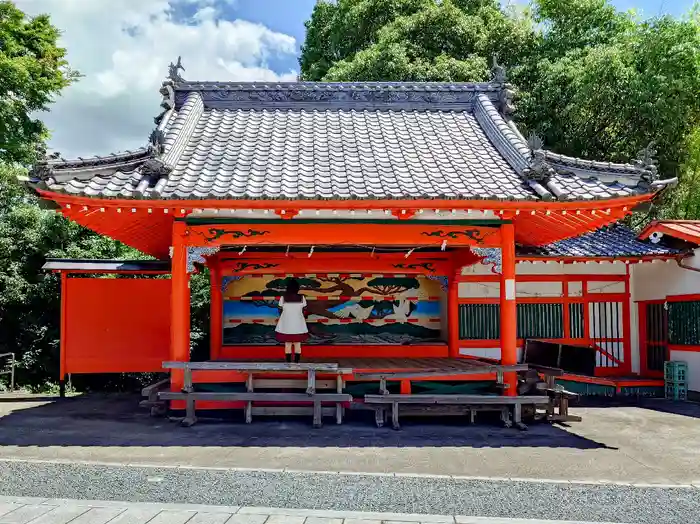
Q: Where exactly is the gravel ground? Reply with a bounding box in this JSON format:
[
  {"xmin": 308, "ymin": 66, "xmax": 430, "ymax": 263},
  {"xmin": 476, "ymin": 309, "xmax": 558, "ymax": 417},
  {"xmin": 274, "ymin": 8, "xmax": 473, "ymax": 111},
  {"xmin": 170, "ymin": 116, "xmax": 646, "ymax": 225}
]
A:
[{"xmin": 0, "ymin": 462, "xmax": 697, "ymax": 524}]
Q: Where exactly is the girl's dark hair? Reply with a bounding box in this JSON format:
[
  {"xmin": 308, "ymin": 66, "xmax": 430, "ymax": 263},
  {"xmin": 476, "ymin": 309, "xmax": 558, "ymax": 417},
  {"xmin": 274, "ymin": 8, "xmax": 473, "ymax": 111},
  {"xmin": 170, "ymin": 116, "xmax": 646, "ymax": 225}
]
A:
[{"xmin": 283, "ymin": 278, "xmax": 303, "ymax": 302}]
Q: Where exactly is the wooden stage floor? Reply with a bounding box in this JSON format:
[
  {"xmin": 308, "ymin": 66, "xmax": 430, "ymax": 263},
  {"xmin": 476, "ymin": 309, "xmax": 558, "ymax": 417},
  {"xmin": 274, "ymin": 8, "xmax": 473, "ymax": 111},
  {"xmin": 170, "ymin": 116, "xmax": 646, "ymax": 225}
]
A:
[{"xmin": 215, "ymin": 357, "xmax": 502, "ymax": 373}]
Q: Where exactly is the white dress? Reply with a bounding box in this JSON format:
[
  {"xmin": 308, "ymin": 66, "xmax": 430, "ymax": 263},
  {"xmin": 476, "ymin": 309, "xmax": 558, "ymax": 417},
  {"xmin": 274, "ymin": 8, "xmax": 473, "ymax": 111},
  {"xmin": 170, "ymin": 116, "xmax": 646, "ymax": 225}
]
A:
[{"xmin": 275, "ymin": 296, "xmax": 308, "ymax": 335}]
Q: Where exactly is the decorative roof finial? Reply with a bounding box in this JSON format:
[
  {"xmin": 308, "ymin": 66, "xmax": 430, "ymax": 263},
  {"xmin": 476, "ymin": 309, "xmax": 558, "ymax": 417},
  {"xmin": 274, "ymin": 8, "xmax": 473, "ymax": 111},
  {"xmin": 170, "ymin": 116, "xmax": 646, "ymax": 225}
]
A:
[
  {"xmin": 148, "ymin": 129, "xmax": 166, "ymax": 156},
  {"xmin": 633, "ymin": 141, "xmax": 659, "ymax": 183},
  {"xmin": 527, "ymin": 133, "xmax": 543, "ymax": 152},
  {"xmin": 491, "ymin": 55, "xmax": 506, "ymax": 84},
  {"xmin": 168, "ymin": 56, "xmax": 186, "ymax": 83},
  {"xmin": 524, "ymin": 133, "xmax": 556, "ymax": 184}
]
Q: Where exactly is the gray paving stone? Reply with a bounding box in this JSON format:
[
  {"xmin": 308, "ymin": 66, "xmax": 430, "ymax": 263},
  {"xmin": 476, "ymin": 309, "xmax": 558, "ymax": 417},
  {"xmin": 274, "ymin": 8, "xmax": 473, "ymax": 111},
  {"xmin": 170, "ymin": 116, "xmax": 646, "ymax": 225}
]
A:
[
  {"xmin": 0, "ymin": 504, "xmax": 55, "ymax": 524},
  {"xmin": 224, "ymin": 516, "xmax": 269, "ymax": 524},
  {"xmin": 303, "ymin": 518, "xmax": 343, "ymax": 524},
  {"xmin": 265, "ymin": 515, "xmax": 305, "ymax": 524},
  {"xmin": 342, "ymin": 520, "xmax": 382, "ymax": 524},
  {"xmin": 187, "ymin": 512, "xmax": 235, "ymax": 524},
  {"xmin": 101, "ymin": 508, "xmax": 161, "ymax": 524},
  {"xmin": 147, "ymin": 510, "xmax": 199, "ymax": 524},
  {"xmin": 25, "ymin": 505, "xmax": 90, "ymax": 524},
  {"xmin": 67, "ymin": 507, "xmax": 127, "ymax": 524},
  {"xmin": 0, "ymin": 505, "xmax": 23, "ymax": 520}
]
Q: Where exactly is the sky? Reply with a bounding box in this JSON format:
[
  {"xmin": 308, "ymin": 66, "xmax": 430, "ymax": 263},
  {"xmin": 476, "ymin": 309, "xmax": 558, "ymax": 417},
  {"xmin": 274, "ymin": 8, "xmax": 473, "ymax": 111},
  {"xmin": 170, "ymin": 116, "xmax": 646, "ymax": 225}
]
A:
[{"xmin": 14, "ymin": 0, "xmax": 696, "ymax": 159}]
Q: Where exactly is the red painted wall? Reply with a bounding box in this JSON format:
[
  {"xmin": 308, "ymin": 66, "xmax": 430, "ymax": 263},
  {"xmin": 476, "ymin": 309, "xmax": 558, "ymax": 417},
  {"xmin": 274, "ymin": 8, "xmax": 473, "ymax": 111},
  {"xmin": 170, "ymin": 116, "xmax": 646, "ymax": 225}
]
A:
[{"xmin": 64, "ymin": 278, "xmax": 171, "ymax": 374}]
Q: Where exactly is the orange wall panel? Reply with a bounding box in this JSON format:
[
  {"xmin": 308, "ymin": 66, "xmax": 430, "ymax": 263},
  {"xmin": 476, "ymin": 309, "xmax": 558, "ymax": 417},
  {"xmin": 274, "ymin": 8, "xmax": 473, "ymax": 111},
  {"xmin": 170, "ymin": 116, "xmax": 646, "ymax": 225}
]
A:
[{"xmin": 64, "ymin": 278, "xmax": 171, "ymax": 374}]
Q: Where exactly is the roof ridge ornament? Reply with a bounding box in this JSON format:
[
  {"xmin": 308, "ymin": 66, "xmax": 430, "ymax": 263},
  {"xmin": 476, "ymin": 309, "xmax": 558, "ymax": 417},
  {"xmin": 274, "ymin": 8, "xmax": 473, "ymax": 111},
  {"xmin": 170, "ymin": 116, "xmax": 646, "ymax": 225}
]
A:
[
  {"xmin": 142, "ymin": 129, "xmax": 172, "ymax": 186},
  {"xmin": 524, "ymin": 133, "xmax": 556, "ymax": 184},
  {"xmin": 168, "ymin": 56, "xmax": 186, "ymax": 83},
  {"xmin": 633, "ymin": 141, "xmax": 659, "ymax": 184},
  {"xmin": 491, "ymin": 56, "xmax": 515, "ymax": 118},
  {"xmin": 491, "ymin": 56, "xmax": 506, "ymax": 84}
]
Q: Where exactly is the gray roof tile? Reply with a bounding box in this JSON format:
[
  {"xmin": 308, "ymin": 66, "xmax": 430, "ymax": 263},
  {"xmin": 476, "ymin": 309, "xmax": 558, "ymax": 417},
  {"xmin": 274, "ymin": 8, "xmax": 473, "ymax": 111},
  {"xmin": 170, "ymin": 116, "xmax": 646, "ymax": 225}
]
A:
[
  {"xmin": 518, "ymin": 225, "xmax": 679, "ymax": 258},
  {"xmin": 32, "ymin": 81, "xmax": 667, "ymax": 202}
]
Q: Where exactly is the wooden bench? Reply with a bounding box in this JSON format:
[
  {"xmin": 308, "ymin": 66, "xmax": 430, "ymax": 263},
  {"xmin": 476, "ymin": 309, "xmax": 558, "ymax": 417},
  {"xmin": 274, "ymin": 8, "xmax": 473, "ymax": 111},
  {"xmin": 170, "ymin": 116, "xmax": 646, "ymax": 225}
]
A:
[
  {"xmin": 355, "ymin": 363, "xmax": 529, "ymax": 394},
  {"xmin": 161, "ymin": 361, "xmax": 353, "ymax": 427},
  {"xmin": 160, "ymin": 391, "xmax": 352, "ymax": 428},
  {"xmin": 364, "ymin": 394, "xmax": 551, "ymax": 430}
]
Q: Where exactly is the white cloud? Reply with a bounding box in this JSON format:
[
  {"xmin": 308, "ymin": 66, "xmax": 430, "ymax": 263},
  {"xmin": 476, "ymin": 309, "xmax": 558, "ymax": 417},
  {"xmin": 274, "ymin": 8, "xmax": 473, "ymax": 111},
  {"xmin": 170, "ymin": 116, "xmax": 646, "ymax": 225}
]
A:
[{"xmin": 15, "ymin": 0, "xmax": 298, "ymax": 157}]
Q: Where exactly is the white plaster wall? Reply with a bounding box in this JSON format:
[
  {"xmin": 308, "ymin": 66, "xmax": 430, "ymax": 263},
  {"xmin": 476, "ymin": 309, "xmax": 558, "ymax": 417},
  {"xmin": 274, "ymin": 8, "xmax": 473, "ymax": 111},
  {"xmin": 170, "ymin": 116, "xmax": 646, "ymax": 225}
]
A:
[
  {"xmin": 459, "ymin": 346, "xmax": 524, "ymax": 362},
  {"xmin": 516, "ymin": 281, "xmax": 563, "ymax": 298},
  {"xmin": 516, "ymin": 261, "xmax": 627, "ymax": 275},
  {"xmin": 459, "ymin": 282, "xmax": 499, "ymax": 298},
  {"xmin": 669, "ymin": 350, "xmax": 700, "ymax": 393},
  {"xmin": 632, "ymin": 251, "xmax": 700, "ymax": 301}
]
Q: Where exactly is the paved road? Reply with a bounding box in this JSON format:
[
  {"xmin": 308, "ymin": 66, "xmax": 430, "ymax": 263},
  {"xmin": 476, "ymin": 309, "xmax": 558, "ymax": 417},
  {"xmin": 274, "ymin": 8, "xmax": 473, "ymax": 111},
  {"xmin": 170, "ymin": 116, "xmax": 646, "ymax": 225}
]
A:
[
  {"xmin": 0, "ymin": 496, "xmax": 633, "ymax": 524},
  {"xmin": 0, "ymin": 462, "xmax": 697, "ymax": 524}
]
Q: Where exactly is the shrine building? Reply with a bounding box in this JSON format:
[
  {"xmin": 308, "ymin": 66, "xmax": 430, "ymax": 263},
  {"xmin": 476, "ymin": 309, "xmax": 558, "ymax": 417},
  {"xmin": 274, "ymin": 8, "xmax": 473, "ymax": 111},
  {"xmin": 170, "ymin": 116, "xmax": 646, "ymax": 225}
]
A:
[{"xmin": 28, "ymin": 60, "xmax": 700, "ymax": 424}]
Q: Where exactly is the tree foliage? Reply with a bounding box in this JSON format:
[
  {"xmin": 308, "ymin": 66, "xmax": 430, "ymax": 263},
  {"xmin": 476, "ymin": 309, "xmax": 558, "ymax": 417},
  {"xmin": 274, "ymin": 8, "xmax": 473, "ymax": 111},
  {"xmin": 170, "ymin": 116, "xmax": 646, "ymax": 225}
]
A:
[
  {"xmin": 301, "ymin": 0, "xmax": 535, "ymax": 82},
  {"xmin": 0, "ymin": 0, "xmax": 80, "ymax": 164}
]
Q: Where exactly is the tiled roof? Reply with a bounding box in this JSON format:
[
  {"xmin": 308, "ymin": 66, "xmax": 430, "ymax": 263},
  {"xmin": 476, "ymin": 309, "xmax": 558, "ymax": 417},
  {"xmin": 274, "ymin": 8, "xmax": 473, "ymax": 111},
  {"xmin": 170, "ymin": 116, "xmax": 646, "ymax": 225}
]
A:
[
  {"xmin": 639, "ymin": 220, "xmax": 700, "ymax": 246},
  {"xmin": 30, "ymin": 73, "xmax": 674, "ymax": 202},
  {"xmin": 518, "ymin": 224, "xmax": 679, "ymax": 258}
]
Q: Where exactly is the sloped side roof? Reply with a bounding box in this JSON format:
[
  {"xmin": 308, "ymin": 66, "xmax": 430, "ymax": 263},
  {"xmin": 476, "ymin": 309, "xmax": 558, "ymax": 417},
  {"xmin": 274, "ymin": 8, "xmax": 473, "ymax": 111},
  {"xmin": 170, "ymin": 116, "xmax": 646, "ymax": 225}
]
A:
[
  {"xmin": 639, "ymin": 220, "xmax": 700, "ymax": 246},
  {"xmin": 518, "ymin": 225, "xmax": 679, "ymax": 258},
  {"xmin": 30, "ymin": 77, "xmax": 672, "ymax": 203}
]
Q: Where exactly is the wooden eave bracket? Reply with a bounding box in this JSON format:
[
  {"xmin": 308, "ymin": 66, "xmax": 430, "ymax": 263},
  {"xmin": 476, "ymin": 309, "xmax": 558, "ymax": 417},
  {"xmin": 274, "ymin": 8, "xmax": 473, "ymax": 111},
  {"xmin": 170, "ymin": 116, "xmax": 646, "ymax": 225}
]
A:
[
  {"xmin": 275, "ymin": 209, "xmax": 300, "ymax": 219},
  {"xmin": 391, "ymin": 209, "xmax": 417, "ymax": 220}
]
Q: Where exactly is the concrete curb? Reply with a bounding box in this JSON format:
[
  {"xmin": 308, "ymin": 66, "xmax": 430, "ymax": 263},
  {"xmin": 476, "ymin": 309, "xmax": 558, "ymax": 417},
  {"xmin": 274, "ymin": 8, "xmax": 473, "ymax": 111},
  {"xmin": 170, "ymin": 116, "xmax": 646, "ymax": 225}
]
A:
[{"xmin": 0, "ymin": 497, "xmax": 631, "ymax": 524}]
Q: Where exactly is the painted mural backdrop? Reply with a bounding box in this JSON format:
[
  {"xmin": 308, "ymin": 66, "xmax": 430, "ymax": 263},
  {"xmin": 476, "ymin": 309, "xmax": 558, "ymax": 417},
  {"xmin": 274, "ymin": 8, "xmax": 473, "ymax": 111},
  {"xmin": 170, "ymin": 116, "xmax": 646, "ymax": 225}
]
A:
[{"xmin": 222, "ymin": 275, "xmax": 443, "ymax": 345}]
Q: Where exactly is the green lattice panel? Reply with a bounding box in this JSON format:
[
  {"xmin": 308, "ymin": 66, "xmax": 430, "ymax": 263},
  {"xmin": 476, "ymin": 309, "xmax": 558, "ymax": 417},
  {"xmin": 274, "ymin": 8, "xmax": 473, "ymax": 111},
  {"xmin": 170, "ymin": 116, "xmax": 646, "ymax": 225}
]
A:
[
  {"xmin": 458, "ymin": 304, "xmax": 500, "ymax": 340},
  {"xmin": 569, "ymin": 303, "xmax": 585, "ymax": 339},
  {"xmin": 668, "ymin": 301, "xmax": 700, "ymax": 345},
  {"xmin": 516, "ymin": 303, "xmax": 564, "ymax": 339}
]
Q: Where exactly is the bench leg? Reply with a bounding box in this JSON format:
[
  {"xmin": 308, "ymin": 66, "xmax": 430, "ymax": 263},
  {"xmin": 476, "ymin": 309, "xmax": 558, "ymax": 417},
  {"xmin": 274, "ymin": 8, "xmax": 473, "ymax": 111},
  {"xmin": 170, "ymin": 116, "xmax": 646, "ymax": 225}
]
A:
[
  {"xmin": 391, "ymin": 402, "xmax": 400, "ymax": 430},
  {"xmin": 501, "ymin": 406, "xmax": 512, "ymax": 428},
  {"xmin": 307, "ymin": 369, "xmax": 316, "ymax": 395},
  {"xmin": 469, "ymin": 409, "xmax": 476, "ymax": 424},
  {"xmin": 379, "ymin": 378, "xmax": 389, "ymax": 396},
  {"xmin": 245, "ymin": 401, "xmax": 252, "ymax": 424},
  {"xmin": 374, "ymin": 407, "xmax": 385, "ymax": 428},
  {"xmin": 513, "ymin": 403, "xmax": 527, "ymax": 431},
  {"xmin": 181, "ymin": 396, "xmax": 197, "ymax": 427},
  {"xmin": 313, "ymin": 400, "xmax": 322, "ymax": 428},
  {"xmin": 336, "ymin": 403, "xmax": 343, "ymax": 425}
]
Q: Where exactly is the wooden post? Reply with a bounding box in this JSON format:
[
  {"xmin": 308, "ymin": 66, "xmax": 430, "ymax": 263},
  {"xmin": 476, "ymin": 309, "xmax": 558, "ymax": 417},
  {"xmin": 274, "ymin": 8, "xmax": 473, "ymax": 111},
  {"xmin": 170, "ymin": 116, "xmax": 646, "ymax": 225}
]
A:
[
  {"xmin": 622, "ymin": 265, "xmax": 632, "ymax": 375},
  {"xmin": 59, "ymin": 272, "xmax": 68, "ymax": 398},
  {"xmin": 209, "ymin": 262, "xmax": 223, "ymax": 361},
  {"xmin": 500, "ymin": 222, "xmax": 517, "ymax": 396},
  {"xmin": 171, "ymin": 220, "xmax": 191, "ymax": 390},
  {"xmin": 448, "ymin": 274, "xmax": 460, "ymax": 358}
]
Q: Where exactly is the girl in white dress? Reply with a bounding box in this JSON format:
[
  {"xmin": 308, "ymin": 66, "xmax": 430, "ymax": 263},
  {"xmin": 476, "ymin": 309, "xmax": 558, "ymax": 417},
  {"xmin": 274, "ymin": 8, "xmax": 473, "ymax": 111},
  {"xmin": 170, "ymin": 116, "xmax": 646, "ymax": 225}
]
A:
[{"xmin": 275, "ymin": 279, "xmax": 309, "ymax": 362}]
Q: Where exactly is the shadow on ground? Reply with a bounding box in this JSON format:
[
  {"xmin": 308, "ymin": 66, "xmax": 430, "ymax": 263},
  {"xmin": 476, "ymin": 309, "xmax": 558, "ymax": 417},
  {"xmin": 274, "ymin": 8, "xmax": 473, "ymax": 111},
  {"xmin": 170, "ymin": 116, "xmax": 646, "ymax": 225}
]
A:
[{"xmin": 0, "ymin": 393, "xmax": 618, "ymax": 450}]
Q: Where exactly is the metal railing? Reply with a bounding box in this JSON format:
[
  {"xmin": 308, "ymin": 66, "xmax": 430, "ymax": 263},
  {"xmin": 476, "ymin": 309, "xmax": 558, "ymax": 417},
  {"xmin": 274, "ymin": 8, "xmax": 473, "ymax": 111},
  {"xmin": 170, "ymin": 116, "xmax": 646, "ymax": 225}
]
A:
[{"xmin": 0, "ymin": 353, "xmax": 15, "ymax": 391}]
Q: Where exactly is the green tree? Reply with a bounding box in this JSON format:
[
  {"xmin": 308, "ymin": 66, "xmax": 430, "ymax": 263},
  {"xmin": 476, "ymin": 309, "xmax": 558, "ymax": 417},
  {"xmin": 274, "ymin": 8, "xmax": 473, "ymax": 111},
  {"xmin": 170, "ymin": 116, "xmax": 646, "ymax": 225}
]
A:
[
  {"xmin": 0, "ymin": 0, "xmax": 80, "ymax": 164},
  {"xmin": 300, "ymin": 0, "xmax": 536, "ymax": 82},
  {"xmin": 517, "ymin": 6, "xmax": 700, "ymax": 179},
  {"xmin": 665, "ymin": 127, "xmax": 700, "ymax": 219}
]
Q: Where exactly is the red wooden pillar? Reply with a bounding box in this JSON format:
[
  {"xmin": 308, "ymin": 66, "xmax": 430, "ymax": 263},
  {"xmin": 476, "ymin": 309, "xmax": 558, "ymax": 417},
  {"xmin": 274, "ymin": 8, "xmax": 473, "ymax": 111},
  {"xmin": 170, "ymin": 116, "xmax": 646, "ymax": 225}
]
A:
[
  {"xmin": 171, "ymin": 220, "xmax": 191, "ymax": 389},
  {"xmin": 448, "ymin": 274, "xmax": 460, "ymax": 358},
  {"xmin": 622, "ymin": 265, "xmax": 632, "ymax": 375},
  {"xmin": 209, "ymin": 261, "xmax": 223, "ymax": 361},
  {"xmin": 500, "ymin": 222, "xmax": 517, "ymax": 396}
]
